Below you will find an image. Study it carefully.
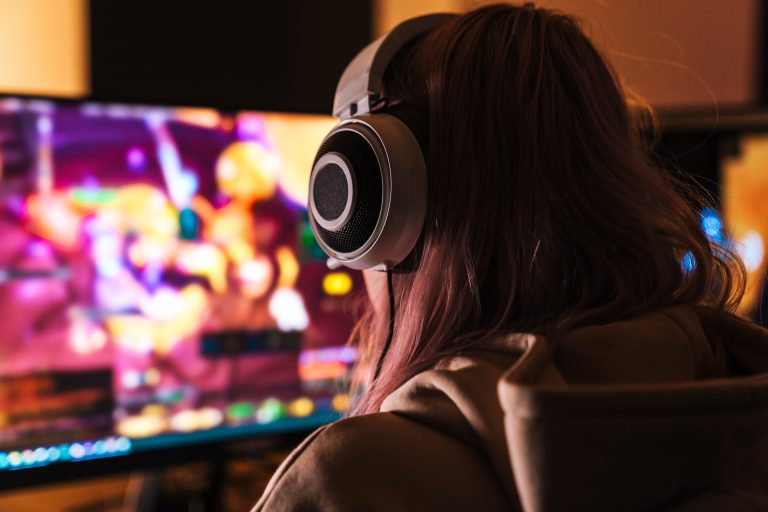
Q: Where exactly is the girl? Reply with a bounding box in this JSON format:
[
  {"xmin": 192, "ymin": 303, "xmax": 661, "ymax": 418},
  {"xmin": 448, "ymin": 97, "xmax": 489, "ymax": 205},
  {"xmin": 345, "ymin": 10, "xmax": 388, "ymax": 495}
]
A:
[{"xmin": 255, "ymin": 4, "xmax": 768, "ymax": 510}]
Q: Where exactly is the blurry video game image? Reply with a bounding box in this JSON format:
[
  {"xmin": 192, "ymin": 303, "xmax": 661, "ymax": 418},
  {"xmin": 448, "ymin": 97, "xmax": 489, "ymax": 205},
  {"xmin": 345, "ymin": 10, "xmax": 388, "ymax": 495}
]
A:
[{"xmin": 0, "ymin": 97, "xmax": 362, "ymax": 470}]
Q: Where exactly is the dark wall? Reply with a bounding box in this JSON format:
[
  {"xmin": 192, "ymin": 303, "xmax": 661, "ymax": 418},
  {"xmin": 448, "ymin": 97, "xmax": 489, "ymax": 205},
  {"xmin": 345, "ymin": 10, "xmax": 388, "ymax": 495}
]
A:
[
  {"xmin": 652, "ymin": 130, "xmax": 725, "ymax": 204},
  {"xmin": 89, "ymin": 1, "xmax": 373, "ymax": 113}
]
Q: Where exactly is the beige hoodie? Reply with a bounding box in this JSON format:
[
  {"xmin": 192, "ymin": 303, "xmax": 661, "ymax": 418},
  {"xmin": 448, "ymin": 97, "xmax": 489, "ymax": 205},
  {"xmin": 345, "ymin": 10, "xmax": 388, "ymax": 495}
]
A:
[{"xmin": 253, "ymin": 306, "xmax": 768, "ymax": 511}]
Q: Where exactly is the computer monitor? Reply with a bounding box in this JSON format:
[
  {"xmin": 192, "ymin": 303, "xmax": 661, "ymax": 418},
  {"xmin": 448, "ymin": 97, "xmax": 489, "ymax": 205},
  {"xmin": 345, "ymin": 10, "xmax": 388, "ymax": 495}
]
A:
[
  {"xmin": 720, "ymin": 130, "xmax": 768, "ymax": 323},
  {"xmin": 656, "ymin": 110, "xmax": 768, "ymax": 326},
  {"xmin": 0, "ymin": 96, "xmax": 362, "ymax": 484}
]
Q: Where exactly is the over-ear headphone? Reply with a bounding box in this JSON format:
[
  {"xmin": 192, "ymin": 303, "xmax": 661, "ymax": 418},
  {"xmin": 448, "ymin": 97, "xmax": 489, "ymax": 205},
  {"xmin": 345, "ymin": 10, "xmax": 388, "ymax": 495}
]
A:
[{"xmin": 308, "ymin": 14, "xmax": 457, "ymax": 271}]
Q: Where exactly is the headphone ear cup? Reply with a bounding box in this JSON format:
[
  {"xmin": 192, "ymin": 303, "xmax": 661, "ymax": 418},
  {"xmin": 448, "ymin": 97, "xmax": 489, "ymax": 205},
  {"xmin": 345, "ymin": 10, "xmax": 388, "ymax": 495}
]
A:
[{"xmin": 308, "ymin": 113, "xmax": 427, "ymax": 270}]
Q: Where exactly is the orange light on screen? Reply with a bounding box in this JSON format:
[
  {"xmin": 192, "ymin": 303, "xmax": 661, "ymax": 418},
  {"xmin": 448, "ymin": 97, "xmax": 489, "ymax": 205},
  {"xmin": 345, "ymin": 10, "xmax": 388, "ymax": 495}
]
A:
[
  {"xmin": 298, "ymin": 361, "xmax": 347, "ymax": 381},
  {"xmin": 175, "ymin": 243, "xmax": 228, "ymax": 293},
  {"xmin": 174, "ymin": 108, "xmax": 221, "ymax": 129},
  {"xmin": 116, "ymin": 184, "xmax": 179, "ymax": 240},
  {"xmin": 191, "ymin": 195, "xmax": 216, "ymax": 222},
  {"xmin": 276, "ymin": 246, "xmax": 300, "ymax": 288},
  {"xmin": 205, "ymin": 203, "xmax": 252, "ymax": 247},
  {"xmin": 332, "ymin": 394, "xmax": 350, "ymax": 412},
  {"xmin": 226, "ymin": 239, "xmax": 255, "ymax": 265},
  {"xmin": 26, "ymin": 193, "xmax": 83, "ymax": 249},
  {"xmin": 215, "ymin": 142, "xmax": 279, "ymax": 203},
  {"xmin": 287, "ymin": 397, "xmax": 315, "ymax": 418},
  {"xmin": 170, "ymin": 407, "xmax": 224, "ymax": 432},
  {"xmin": 116, "ymin": 413, "xmax": 166, "ymax": 439}
]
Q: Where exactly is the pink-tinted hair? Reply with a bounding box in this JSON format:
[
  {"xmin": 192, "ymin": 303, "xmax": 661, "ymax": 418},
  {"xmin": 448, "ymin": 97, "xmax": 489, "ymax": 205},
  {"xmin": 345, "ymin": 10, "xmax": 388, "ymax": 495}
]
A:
[{"xmin": 349, "ymin": 3, "xmax": 745, "ymax": 415}]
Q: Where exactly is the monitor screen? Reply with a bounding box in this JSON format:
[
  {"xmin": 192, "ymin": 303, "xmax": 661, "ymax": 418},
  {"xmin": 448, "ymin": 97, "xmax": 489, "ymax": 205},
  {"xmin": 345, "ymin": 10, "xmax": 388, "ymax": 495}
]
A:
[
  {"xmin": 657, "ymin": 121, "xmax": 767, "ymax": 326},
  {"xmin": 0, "ymin": 97, "xmax": 362, "ymax": 473},
  {"xmin": 721, "ymin": 133, "xmax": 768, "ymax": 323}
]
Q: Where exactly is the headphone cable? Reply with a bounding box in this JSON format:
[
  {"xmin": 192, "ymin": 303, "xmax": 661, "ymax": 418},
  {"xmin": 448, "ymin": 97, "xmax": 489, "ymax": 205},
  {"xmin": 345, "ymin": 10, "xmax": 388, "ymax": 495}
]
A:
[{"xmin": 372, "ymin": 269, "xmax": 395, "ymax": 383}]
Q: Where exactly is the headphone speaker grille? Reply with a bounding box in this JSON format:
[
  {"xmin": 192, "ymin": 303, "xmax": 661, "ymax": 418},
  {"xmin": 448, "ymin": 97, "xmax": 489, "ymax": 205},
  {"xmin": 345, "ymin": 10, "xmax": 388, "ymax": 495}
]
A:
[
  {"xmin": 313, "ymin": 163, "xmax": 349, "ymax": 221},
  {"xmin": 313, "ymin": 130, "xmax": 383, "ymax": 254}
]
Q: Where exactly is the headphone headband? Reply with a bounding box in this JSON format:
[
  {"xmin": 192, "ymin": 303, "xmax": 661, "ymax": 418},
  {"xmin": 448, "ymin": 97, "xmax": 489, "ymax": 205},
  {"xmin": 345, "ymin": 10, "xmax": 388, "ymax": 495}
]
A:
[{"xmin": 332, "ymin": 13, "xmax": 457, "ymax": 120}]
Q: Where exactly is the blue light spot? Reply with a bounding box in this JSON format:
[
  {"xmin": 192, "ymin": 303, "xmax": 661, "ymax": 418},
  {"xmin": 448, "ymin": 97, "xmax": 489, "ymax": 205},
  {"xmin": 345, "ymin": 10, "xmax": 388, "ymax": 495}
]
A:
[
  {"xmin": 179, "ymin": 170, "xmax": 199, "ymax": 198},
  {"xmin": 700, "ymin": 208, "xmax": 724, "ymax": 243},
  {"xmin": 93, "ymin": 440, "xmax": 106, "ymax": 455},
  {"xmin": 115, "ymin": 436, "xmax": 132, "ymax": 453},
  {"xmin": 682, "ymin": 251, "xmax": 696, "ymax": 272},
  {"xmin": 8, "ymin": 452, "xmax": 21, "ymax": 467},
  {"xmin": 33, "ymin": 447, "xmax": 48, "ymax": 463},
  {"xmin": 179, "ymin": 208, "xmax": 200, "ymax": 240},
  {"xmin": 96, "ymin": 258, "xmax": 122, "ymax": 278},
  {"xmin": 47, "ymin": 447, "xmax": 61, "ymax": 461},
  {"xmin": 21, "ymin": 449, "xmax": 35, "ymax": 465},
  {"xmin": 59, "ymin": 444, "xmax": 72, "ymax": 460},
  {"xmin": 158, "ymin": 144, "xmax": 181, "ymax": 175},
  {"xmin": 70, "ymin": 443, "xmax": 86, "ymax": 459}
]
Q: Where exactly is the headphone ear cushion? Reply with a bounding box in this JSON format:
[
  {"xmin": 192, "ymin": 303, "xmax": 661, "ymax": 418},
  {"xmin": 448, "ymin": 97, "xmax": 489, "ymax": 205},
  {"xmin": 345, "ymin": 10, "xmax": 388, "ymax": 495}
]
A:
[
  {"xmin": 308, "ymin": 114, "xmax": 427, "ymax": 270},
  {"xmin": 310, "ymin": 129, "xmax": 383, "ymax": 255}
]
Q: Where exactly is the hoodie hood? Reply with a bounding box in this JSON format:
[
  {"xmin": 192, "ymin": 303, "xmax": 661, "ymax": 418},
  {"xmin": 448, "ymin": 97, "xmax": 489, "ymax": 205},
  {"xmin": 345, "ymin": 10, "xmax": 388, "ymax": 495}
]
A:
[{"xmin": 381, "ymin": 306, "xmax": 768, "ymax": 511}]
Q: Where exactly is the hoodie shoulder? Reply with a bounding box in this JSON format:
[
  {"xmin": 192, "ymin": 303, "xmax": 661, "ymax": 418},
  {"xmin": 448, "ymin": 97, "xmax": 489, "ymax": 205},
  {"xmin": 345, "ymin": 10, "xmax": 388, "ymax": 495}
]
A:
[
  {"xmin": 556, "ymin": 306, "xmax": 723, "ymax": 383},
  {"xmin": 253, "ymin": 412, "xmax": 512, "ymax": 512},
  {"xmin": 499, "ymin": 307, "xmax": 768, "ymax": 512}
]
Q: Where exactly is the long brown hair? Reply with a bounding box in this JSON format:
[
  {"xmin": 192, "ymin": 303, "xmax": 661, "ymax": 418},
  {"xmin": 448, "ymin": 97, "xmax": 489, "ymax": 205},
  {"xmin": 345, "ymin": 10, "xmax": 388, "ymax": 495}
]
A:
[{"xmin": 350, "ymin": 3, "xmax": 745, "ymax": 414}]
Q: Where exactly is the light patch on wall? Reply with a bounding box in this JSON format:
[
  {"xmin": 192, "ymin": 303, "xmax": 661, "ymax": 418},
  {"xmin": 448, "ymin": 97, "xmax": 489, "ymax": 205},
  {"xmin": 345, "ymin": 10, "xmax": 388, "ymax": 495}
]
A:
[
  {"xmin": 0, "ymin": 0, "xmax": 88, "ymax": 97},
  {"xmin": 376, "ymin": 0, "xmax": 758, "ymax": 107}
]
